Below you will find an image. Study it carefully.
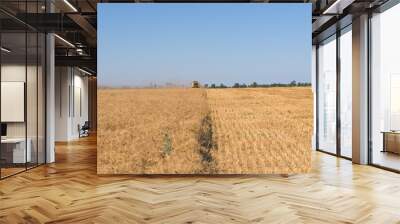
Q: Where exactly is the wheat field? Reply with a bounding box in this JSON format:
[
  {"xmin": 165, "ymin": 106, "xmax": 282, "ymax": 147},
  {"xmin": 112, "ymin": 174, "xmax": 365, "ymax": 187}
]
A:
[
  {"xmin": 97, "ymin": 88, "xmax": 208, "ymax": 174},
  {"xmin": 207, "ymin": 88, "xmax": 312, "ymax": 174},
  {"xmin": 98, "ymin": 87, "xmax": 313, "ymax": 174}
]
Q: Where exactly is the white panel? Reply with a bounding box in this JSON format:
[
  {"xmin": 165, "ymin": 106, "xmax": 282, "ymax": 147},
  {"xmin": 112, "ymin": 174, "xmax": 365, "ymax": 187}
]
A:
[
  {"xmin": 390, "ymin": 74, "xmax": 400, "ymax": 130},
  {"xmin": 1, "ymin": 82, "xmax": 25, "ymax": 122},
  {"xmin": 74, "ymin": 86, "xmax": 82, "ymax": 138}
]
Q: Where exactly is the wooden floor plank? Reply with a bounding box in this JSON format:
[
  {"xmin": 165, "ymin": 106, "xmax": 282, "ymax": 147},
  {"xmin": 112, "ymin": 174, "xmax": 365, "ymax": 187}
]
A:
[{"xmin": 0, "ymin": 135, "xmax": 400, "ymax": 223}]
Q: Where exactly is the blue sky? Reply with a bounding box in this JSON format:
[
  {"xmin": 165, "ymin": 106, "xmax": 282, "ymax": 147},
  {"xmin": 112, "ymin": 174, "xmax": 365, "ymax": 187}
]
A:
[{"xmin": 98, "ymin": 4, "xmax": 311, "ymax": 87}]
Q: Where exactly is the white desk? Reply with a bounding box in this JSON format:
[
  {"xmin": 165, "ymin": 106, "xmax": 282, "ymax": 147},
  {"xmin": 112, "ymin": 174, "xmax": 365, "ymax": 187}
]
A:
[{"xmin": 1, "ymin": 138, "xmax": 31, "ymax": 163}]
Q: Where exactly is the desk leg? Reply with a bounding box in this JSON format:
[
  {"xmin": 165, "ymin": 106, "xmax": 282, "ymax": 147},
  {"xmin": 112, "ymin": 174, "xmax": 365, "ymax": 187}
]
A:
[{"xmin": 382, "ymin": 133, "xmax": 386, "ymax": 153}]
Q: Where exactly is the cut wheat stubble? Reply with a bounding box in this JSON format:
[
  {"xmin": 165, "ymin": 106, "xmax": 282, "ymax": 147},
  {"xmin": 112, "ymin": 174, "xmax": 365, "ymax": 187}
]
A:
[{"xmin": 97, "ymin": 87, "xmax": 312, "ymax": 174}]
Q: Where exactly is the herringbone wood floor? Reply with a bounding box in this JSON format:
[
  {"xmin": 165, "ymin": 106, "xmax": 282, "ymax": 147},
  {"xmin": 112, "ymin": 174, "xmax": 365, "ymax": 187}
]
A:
[{"xmin": 1, "ymin": 135, "xmax": 400, "ymax": 224}]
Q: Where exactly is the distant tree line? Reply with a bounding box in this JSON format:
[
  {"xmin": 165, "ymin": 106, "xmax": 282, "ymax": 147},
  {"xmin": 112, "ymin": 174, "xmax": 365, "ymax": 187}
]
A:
[{"xmin": 204, "ymin": 81, "xmax": 311, "ymax": 89}]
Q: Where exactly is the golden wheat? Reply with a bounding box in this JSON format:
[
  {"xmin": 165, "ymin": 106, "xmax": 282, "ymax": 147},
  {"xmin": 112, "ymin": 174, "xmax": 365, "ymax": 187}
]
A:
[
  {"xmin": 97, "ymin": 87, "xmax": 313, "ymax": 174},
  {"xmin": 98, "ymin": 88, "xmax": 209, "ymax": 174},
  {"xmin": 207, "ymin": 87, "xmax": 313, "ymax": 174}
]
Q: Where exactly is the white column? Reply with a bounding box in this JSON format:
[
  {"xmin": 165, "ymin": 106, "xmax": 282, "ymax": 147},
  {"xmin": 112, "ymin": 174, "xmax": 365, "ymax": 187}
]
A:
[
  {"xmin": 45, "ymin": 0, "xmax": 56, "ymax": 163},
  {"xmin": 46, "ymin": 33, "xmax": 55, "ymax": 163},
  {"xmin": 352, "ymin": 14, "xmax": 369, "ymax": 164}
]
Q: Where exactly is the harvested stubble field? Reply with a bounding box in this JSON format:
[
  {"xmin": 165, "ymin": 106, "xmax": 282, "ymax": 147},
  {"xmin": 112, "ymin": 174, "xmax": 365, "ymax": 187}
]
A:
[
  {"xmin": 98, "ymin": 87, "xmax": 312, "ymax": 174},
  {"xmin": 207, "ymin": 88, "xmax": 312, "ymax": 174}
]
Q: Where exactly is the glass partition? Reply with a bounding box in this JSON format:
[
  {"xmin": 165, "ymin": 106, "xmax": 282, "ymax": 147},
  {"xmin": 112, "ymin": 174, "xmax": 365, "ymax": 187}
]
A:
[
  {"xmin": 38, "ymin": 32, "xmax": 46, "ymax": 165},
  {"xmin": 27, "ymin": 31, "xmax": 38, "ymax": 169},
  {"xmin": 0, "ymin": 1, "xmax": 46, "ymax": 179},
  {"xmin": 1, "ymin": 31, "xmax": 28, "ymax": 177},
  {"xmin": 371, "ymin": 3, "xmax": 400, "ymax": 171},
  {"xmin": 317, "ymin": 35, "xmax": 337, "ymax": 154},
  {"xmin": 339, "ymin": 26, "xmax": 352, "ymax": 158}
]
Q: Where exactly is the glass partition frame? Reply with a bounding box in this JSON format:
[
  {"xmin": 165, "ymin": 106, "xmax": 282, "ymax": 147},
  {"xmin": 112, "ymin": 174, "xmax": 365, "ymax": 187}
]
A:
[
  {"xmin": 315, "ymin": 24, "xmax": 353, "ymax": 160},
  {"xmin": 369, "ymin": 2, "xmax": 400, "ymax": 172},
  {"xmin": 0, "ymin": 1, "xmax": 47, "ymax": 179}
]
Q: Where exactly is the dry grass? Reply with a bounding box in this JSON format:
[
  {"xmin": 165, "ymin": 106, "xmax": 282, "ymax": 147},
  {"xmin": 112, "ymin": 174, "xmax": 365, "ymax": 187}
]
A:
[
  {"xmin": 98, "ymin": 88, "xmax": 209, "ymax": 174},
  {"xmin": 98, "ymin": 87, "xmax": 313, "ymax": 174},
  {"xmin": 207, "ymin": 87, "xmax": 312, "ymax": 174}
]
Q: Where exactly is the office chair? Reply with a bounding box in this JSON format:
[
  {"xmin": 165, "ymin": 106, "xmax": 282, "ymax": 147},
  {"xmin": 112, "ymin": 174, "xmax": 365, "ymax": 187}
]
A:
[{"xmin": 79, "ymin": 121, "xmax": 90, "ymax": 138}]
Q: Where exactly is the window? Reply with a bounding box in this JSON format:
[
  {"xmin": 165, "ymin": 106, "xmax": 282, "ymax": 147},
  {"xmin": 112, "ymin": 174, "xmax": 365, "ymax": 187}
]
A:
[
  {"xmin": 317, "ymin": 35, "xmax": 337, "ymax": 154},
  {"xmin": 339, "ymin": 27, "xmax": 352, "ymax": 158},
  {"xmin": 370, "ymin": 3, "xmax": 400, "ymax": 171}
]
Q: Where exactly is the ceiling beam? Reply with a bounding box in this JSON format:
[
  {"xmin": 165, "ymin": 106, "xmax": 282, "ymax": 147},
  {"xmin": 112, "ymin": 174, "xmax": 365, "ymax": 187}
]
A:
[
  {"xmin": 55, "ymin": 55, "xmax": 96, "ymax": 71},
  {"xmin": 67, "ymin": 13, "xmax": 97, "ymax": 46}
]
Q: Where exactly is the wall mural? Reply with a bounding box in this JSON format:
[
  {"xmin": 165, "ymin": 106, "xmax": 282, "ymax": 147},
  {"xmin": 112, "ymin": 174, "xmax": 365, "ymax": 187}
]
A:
[{"xmin": 97, "ymin": 4, "xmax": 312, "ymax": 174}]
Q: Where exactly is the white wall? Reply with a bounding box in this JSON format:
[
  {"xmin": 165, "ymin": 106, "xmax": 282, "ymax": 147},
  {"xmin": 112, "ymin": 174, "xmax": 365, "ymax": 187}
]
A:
[
  {"xmin": 372, "ymin": 4, "xmax": 400, "ymax": 132},
  {"xmin": 1, "ymin": 65, "xmax": 38, "ymax": 138},
  {"xmin": 1, "ymin": 65, "xmax": 27, "ymax": 142},
  {"xmin": 55, "ymin": 66, "xmax": 70, "ymax": 141},
  {"xmin": 1, "ymin": 63, "xmax": 46, "ymax": 164},
  {"xmin": 55, "ymin": 67, "xmax": 89, "ymax": 141},
  {"xmin": 72, "ymin": 73, "xmax": 89, "ymax": 138}
]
